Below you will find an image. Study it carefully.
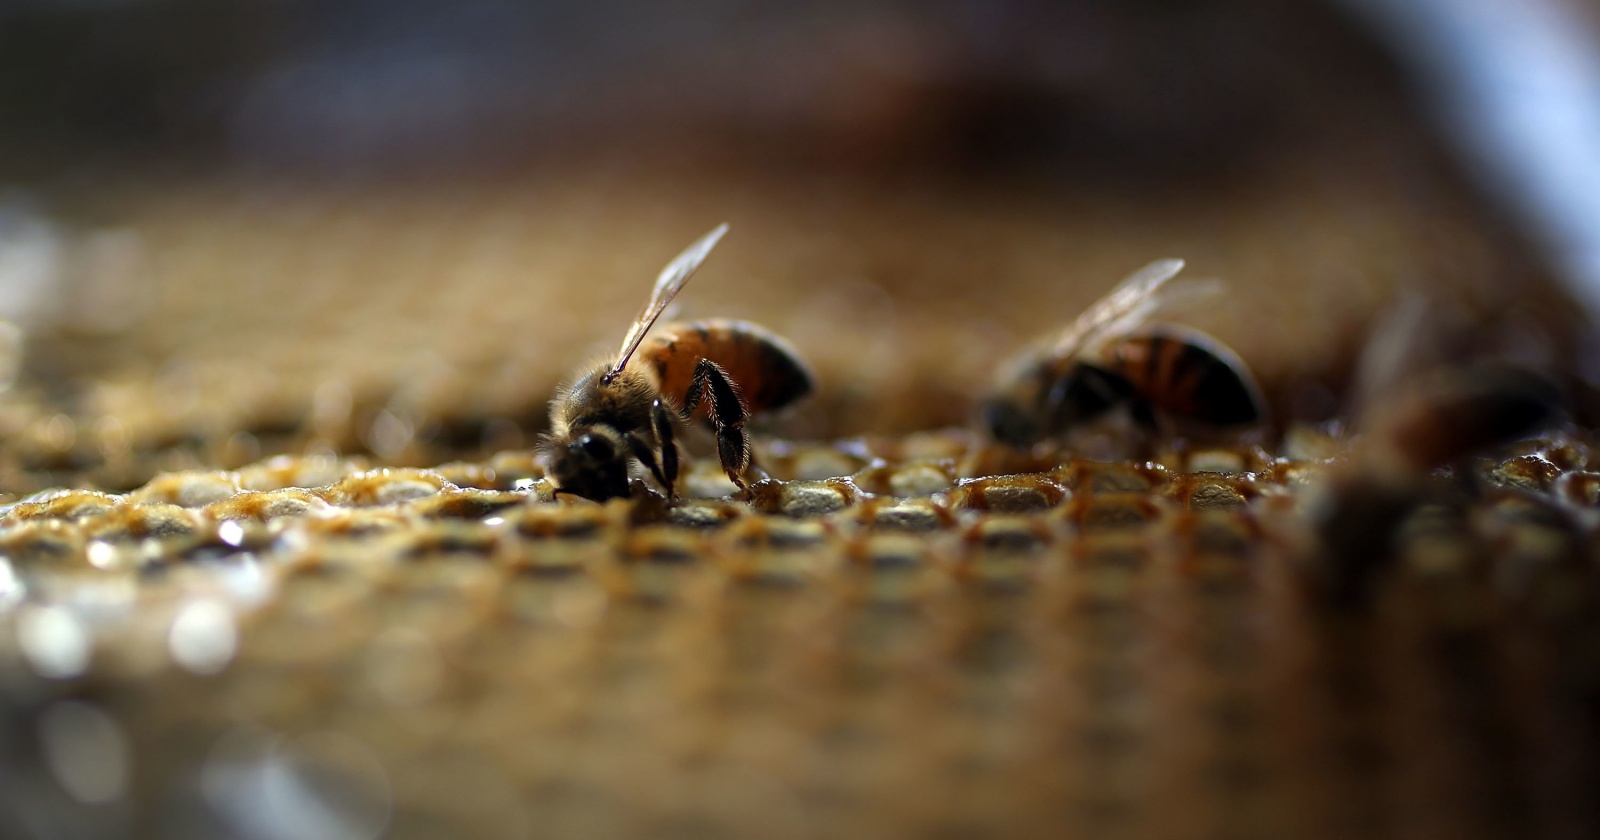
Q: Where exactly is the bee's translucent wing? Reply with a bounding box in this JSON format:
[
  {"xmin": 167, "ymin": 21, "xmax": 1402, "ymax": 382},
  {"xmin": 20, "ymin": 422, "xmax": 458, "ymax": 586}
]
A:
[
  {"xmin": 606, "ymin": 223, "xmax": 729, "ymax": 382},
  {"xmin": 1144, "ymin": 277, "xmax": 1224, "ymax": 321},
  {"xmin": 1051, "ymin": 258, "xmax": 1188, "ymax": 358}
]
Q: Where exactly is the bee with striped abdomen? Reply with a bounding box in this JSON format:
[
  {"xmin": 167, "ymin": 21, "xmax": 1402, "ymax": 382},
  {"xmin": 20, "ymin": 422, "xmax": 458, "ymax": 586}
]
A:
[
  {"xmin": 982, "ymin": 259, "xmax": 1265, "ymax": 448},
  {"xmin": 544, "ymin": 224, "xmax": 813, "ymax": 502}
]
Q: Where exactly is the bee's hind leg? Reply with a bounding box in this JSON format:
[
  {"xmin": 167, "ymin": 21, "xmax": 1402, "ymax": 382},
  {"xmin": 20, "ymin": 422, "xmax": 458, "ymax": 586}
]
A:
[{"xmin": 683, "ymin": 359, "xmax": 753, "ymax": 495}]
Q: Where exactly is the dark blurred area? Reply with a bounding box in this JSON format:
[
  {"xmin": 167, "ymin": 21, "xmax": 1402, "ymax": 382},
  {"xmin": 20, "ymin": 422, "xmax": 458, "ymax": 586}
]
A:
[{"xmin": 0, "ymin": 0, "xmax": 1397, "ymax": 180}]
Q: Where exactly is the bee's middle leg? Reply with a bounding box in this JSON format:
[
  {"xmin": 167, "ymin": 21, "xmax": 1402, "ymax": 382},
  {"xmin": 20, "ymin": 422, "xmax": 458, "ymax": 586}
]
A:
[
  {"xmin": 620, "ymin": 399, "xmax": 681, "ymax": 499},
  {"xmin": 652, "ymin": 399, "xmax": 680, "ymax": 497},
  {"xmin": 624, "ymin": 434, "xmax": 671, "ymax": 498}
]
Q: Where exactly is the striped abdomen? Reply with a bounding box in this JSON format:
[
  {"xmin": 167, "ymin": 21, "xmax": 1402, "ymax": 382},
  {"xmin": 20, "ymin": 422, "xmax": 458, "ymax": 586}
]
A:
[
  {"xmin": 1096, "ymin": 327, "xmax": 1263, "ymax": 426},
  {"xmin": 641, "ymin": 319, "xmax": 814, "ymax": 419}
]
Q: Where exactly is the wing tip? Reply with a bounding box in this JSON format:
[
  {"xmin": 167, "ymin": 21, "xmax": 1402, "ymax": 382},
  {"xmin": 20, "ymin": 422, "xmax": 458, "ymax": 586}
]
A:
[
  {"xmin": 696, "ymin": 222, "xmax": 730, "ymax": 253},
  {"xmin": 1149, "ymin": 257, "xmax": 1185, "ymax": 276}
]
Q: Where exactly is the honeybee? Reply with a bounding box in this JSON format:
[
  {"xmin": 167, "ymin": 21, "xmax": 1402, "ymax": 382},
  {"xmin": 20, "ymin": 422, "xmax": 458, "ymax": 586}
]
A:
[
  {"xmin": 1308, "ymin": 295, "xmax": 1566, "ymax": 606},
  {"xmin": 983, "ymin": 259, "xmax": 1265, "ymax": 448},
  {"xmin": 543, "ymin": 224, "xmax": 814, "ymax": 502}
]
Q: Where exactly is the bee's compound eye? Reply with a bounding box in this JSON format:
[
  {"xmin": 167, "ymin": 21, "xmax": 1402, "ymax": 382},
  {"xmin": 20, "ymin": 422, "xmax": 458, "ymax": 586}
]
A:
[
  {"xmin": 576, "ymin": 434, "xmax": 613, "ymax": 459},
  {"xmin": 982, "ymin": 399, "xmax": 1038, "ymax": 448}
]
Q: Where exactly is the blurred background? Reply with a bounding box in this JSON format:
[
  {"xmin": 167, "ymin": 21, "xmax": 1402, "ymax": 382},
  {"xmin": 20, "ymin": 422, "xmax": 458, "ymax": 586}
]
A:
[{"xmin": 0, "ymin": 0, "xmax": 1593, "ymax": 489}]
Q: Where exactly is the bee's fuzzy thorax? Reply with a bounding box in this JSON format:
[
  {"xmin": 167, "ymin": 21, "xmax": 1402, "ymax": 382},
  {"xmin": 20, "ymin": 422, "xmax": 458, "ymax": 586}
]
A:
[{"xmin": 549, "ymin": 361, "xmax": 660, "ymax": 438}]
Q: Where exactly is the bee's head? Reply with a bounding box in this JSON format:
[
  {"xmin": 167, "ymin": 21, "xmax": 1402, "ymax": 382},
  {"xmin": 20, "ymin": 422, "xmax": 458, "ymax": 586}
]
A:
[
  {"xmin": 981, "ymin": 393, "xmax": 1043, "ymax": 449},
  {"xmin": 984, "ymin": 361, "xmax": 1134, "ymax": 448},
  {"xmin": 982, "ymin": 354, "xmax": 1056, "ymax": 448},
  {"xmin": 543, "ymin": 427, "xmax": 632, "ymax": 502}
]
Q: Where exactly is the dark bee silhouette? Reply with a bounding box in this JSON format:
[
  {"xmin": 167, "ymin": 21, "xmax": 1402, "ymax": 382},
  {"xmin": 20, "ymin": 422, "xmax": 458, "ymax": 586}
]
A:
[
  {"xmin": 984, "ymin": 259, "xmax": 1264, "ymax": 448},
  {"xmin": 1308, "ymin": 295, "xmax": 1567, "ymax": 607},
  {"xmin": 544, "ymin": 225, "xmax": 813, "ymax": 502}
]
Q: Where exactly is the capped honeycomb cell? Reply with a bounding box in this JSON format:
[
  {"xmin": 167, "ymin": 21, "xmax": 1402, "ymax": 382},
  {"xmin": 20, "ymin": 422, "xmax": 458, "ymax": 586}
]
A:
[
  {"xmin": 238, "ymin": 454, "xmax": 369, "ymax": 491},
  {"xmin": 786, "ymin": 446, "xmax": 872, "ymax": 482},
  {"xmin": 3, "ymin": 489, "xmax": 122, "ymax": 523},
  {"xmin": 511, "ymin": 504, "xmax": 613, "ymax": 540},
  {"xmin": 1067, "ymin": 461, "xmax": 1170, "ymax": 495},
  {"xmin": 1184, "ymin": 449, "xmax": 1251, "ymax": 474},
  {"xmin": 852, "ymin": 458, "xmax": 957, "ymax": 497},
  {"xmin": 0, "ymin": 520, "xmax": 87, "ymax": 569},
  {"xmin": 1485, "ymin": 453, "xmax": 1563, "ymax": 492},
  {"xmin": 1069, "ymin": 493, "xmax": 1162, "ymax": 533},
  {"xmin": 1178, "ymin": 477, "xmax": 1254, "ymax": 510},
  {"xmin": 433, "ymin": 457, "xmax": 542, "ymax": 490},
  {"xmin": 206, "ymin": 488, "xmax": 331, "ymax": 521},
  {"xmin": 322, "ymin": 469, "xmax": 455, "ymax": 506},
  {"xmin": 408, "ymin": 488, "xmax": 527, "ymax": 520},
  {"xmin": 747, "ymin": 477, "xmax": 862, "ymax": 517},
  {"xmin": 850, "ymin": 498, "xmax": 955, "ymax": 533},
  {"xmin": 128, "ymin": 470, "xmax": 242, "ymax": 507},
  {"xmin": 667, "ymin": 500, "xmax": 746, "ymax": 530},
  {"xmin": 80, "ymin": 503, "xmax": 202, "ymax": 543},
  {"xmin": 950, "ymin": 474, "xmax": 1068, "ymax": 513}
]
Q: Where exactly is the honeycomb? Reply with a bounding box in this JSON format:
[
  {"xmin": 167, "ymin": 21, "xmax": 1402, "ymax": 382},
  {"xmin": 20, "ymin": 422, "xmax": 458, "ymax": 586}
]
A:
[
  {"xmin": 2, "ymin": 419, "xmax": 1597, "ymax": 840},
  {"xmin": 0, "ymin": 97, "xmax": 1591, "ymax": 838}
]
